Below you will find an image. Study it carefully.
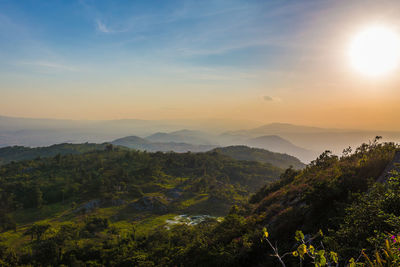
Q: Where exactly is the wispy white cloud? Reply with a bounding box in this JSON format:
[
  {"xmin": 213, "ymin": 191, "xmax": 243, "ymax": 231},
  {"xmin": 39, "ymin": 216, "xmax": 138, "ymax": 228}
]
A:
[
  {"xmin": 96, "ymin": 20, "xmax": 110, "ymax": 33},
  {"xmin": 94, "ymin": 19, "xmax": 133, "ymax": 34}
]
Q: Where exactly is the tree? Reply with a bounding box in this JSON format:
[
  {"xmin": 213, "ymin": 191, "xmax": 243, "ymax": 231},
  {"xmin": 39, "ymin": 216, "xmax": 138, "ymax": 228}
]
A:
[
  {"xmin": 26, "ymin": 223, "xmax": 51, "ymax": 241},
  {"xmin": 32, "ymin": 184, "xmax": 43, "ymax": 209},
  {"xmin": 105, "ymin": 144, "xmax": 114, "ymax": 152}
]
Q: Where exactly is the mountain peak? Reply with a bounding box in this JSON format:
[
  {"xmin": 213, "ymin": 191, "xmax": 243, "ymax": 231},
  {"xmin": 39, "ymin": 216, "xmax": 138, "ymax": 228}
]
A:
[{"xmin": 112, "ymin": 136, "xmax": 150, "ymax": 145}]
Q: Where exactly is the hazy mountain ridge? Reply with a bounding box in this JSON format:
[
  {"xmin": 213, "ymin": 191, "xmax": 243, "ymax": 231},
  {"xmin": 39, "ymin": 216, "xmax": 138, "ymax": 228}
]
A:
[
  {"xmin": 111, "ymin": 131, "xmax": 317, "ymax": 162},
  {"xmin": 113, "ymin": 133, "xmax": 314, "ymax": 162},
  {"xmin": 245, "ymin": 135, "xmax": 317, "ymax": 162},
  {"xmin": 111, "ymin": 135, "xmax": 216, "ymax": 153},
  {"xmin": 225, "ymin": 122, "xmax": 400, "ymax": 157},
  {"xmin": 111, "ymin": 136, "xmax": 151, "ymax": 147},
  {"xmin": 2, "ymin": 115, "xmax": 400, "ymax": 163},
  {"xmin": 147, "ymin": 130, "xmax": 215, "ymax": 145},
  {"xmin": 212, "ymin": 145, "xmax": 305, "ymax": 169},
  {"xmin": 227, "ymin": 122, "xmax": 334, "ymax": 135}
]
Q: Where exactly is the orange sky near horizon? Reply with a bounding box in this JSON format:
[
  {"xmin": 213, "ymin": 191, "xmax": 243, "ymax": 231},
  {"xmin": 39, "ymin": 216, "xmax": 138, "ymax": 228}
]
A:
[{"xmin": 1, "ymin": 1, "xmax": 400, "ymax": 131}]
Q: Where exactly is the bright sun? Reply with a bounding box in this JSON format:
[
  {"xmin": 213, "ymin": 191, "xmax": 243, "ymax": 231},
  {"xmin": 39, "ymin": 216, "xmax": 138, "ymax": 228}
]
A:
[{"xmin": 349, "ymin": 25, "xmax": 400, "ymax": 77}]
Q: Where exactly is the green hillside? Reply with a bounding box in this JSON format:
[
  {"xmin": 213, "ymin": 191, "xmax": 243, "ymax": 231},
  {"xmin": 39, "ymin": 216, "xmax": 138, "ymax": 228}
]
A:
[
  {"xmin": 0, "ymin": 143, "xmax": 110, "ymax": 166},
  {"xmin": 0, "ymin": 148, "xmax": 283, "ymax": 266},
  {"xmin": 212, "ymin": 145, "xmax": 305, "ymax": 169},
  {"xmin": 1, "ymin": 140, "xmax": 399, "ymax": 266},
  {"xmin": 241, "ymin": 141, "xmax": 398, "ymax": 264}
]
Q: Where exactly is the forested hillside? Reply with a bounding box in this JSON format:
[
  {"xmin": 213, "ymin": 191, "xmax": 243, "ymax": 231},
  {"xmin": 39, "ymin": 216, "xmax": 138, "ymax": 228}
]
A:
[
  {"xmin": 0, "ymin": 147, "xmax": 283, "ymax": 266},
  {"xmin": 212, "ymin": 145, "xmax": 305, "ymax": 169},
  {"xmin": 0, "ymin": 140, "xmax": 399, "ymax": 266},
  {"xmin": 0, "ymin": 147, "xmax": 281, "ymax": 214},
  {"xmin": 0, "ymin": 143, "xmax": 110, "ymax": 166}
]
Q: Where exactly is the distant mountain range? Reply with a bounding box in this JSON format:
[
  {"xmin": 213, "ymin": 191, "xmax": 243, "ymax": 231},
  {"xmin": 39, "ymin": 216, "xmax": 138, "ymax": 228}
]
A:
[
  {"xmin": 1, "ymin": 116, "xmax": 400, "ymax": 163},
  {"xmin": 222, "ymin": 122, "xmax": 400, "ymax": 158},
  {"xmin": 245, "ymin": 135, "xmax": 315, "ymax": 162},
  {"xmin": 111, "ymin": 135, "xmax": 215, "ymax": 153},
  {"xmin": 146, "ymin": 130, "xmax": 215, "ymax": 145},
  {"xmin": 227, "ymin": 122, "xmax": 332, "ymax": 136},
  {"xmin": 111, "ymin": 132, "xmax": 314, "ymax": 162},
  {"xmin": 111, "ymin": 133, "xmax": 307, "ymax": 168}
]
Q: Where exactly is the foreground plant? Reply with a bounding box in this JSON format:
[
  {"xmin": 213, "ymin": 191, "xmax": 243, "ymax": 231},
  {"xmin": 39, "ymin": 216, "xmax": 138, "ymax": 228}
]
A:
[
  {"xmin": 262, "ymin": 228, "xmax": 338, "ymax": 266},
  {"xmin": 359, "ymin": 234, "xmax": 400, "ymax": 266},
  {"xmin": 262, "ymin": 229, "xmax": 400, "ymax": 266}
]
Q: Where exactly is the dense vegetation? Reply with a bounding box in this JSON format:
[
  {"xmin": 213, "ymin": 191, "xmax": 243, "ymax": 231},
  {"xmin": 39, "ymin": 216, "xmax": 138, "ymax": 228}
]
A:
[
  {"xmin": 0, "ymin": 143, "xmax": 110, "ymax": 166},
  {"xmin": 0, "ymin": 143, "xmax": 303, "ymax": 170},
  {"xmin": 0, "ymin": 139, "xmax": 399, "ymax": 266},
  {"xmin": 0, "ymin": 146, "xmax": 283, "ymax": 265},
  {"xmin": 212, "ymin": 145, "xmax": 305, "ymax": 170},
  {"xmin": 0, "ymin": 146, "xmax": 280, "ymax": 213},
  {"xmin": 241, "ymin": 139, "xmax": 399, "ymax": 265}
]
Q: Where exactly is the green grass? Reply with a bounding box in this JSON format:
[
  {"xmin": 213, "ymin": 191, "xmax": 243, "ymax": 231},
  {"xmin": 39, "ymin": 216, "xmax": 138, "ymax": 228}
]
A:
[
  {"xmin": 177, "ymin": 194, "xmax": 209, "ymax": 209},
  {"xmin": 12, "ymin": 200, "xmax": 74, "ymax": 225},
  {"xmin": 0, "ymin": 230, "xmax": 24, "ymax": 248},
  {"xmin": 134, "ymin": 214, "xmax": 178, "ymax": 233}
]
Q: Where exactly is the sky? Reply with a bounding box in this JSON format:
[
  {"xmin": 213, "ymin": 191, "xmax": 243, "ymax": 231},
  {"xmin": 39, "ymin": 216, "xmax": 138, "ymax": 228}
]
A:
[{"xmin": 1, "ymin": 0, "xmax": 400, "ymax": 130}]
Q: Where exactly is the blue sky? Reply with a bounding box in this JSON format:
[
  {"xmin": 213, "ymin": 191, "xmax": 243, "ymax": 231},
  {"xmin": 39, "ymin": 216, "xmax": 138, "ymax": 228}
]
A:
[
  {"xmin": 1, "ymin": 1, "xmax": 307, "ymax": 72},
  {"xmin": 1, "ymin": 0, "xmax": 400, "ymax": 130}
]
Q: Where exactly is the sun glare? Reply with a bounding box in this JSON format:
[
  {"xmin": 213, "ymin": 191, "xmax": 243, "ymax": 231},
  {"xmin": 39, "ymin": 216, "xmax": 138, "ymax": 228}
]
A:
[{"xmin": 349, "ymin": 25, "xmax": 400, "ymax": 77}]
